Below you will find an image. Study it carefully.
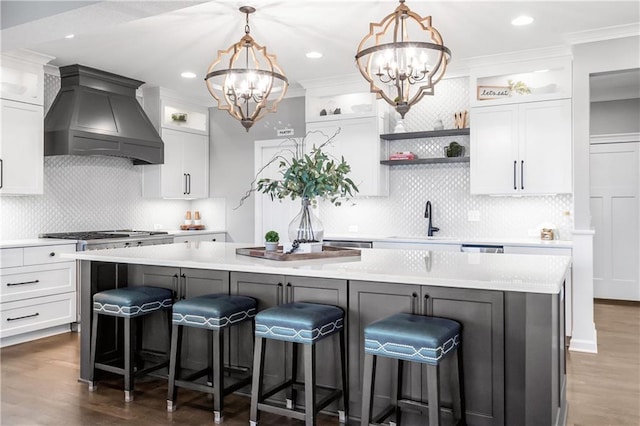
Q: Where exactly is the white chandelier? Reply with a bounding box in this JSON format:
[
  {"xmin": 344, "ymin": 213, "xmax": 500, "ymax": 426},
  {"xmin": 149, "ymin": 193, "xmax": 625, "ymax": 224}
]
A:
[
  {"xmin": 205, "ymin": 6, "xmax": 288, "ymax": 131},
  {"xmin": 355, "ymin": 0, "xmax": 451, "ymax": 118}
]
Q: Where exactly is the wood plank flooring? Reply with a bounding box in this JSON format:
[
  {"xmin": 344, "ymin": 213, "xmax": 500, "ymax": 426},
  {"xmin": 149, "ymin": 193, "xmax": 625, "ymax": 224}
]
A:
[{"xmin": 1, "ymin": 300, "xmax": 638, "ymax": 425}]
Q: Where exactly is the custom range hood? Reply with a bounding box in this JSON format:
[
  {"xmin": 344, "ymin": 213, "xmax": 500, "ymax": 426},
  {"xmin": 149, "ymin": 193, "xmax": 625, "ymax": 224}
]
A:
[{"xmin": 44, "ymin": 65, "xmax": 164, "ymax": 165}]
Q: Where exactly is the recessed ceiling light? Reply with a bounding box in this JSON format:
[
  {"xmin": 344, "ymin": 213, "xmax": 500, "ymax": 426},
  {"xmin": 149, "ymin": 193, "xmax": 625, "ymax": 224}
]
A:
[
  {"xmin": 511, "ymin": 16, "xmax": 534, "ymax": 26},
  {"xmin": 64, "ymin": 34, "xmax": 75, "ymax": 39},
  {"xmin": 181, "ymin": 72, "xmax": 197, "ymax": 79},
  {"xmin": 306, "ymin": 51, "xmax": 323, "ymax": 59}
]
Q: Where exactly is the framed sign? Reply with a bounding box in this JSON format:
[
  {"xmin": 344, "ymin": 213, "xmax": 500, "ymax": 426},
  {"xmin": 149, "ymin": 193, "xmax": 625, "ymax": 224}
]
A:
[{"xmin": 477, "ymin": 86, "xmax": 511, "ymax": 100}]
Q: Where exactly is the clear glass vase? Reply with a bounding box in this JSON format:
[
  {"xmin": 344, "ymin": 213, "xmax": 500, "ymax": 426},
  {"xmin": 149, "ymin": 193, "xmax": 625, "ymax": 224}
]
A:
[{"xmin": 288, "ymin": 198, "xmax": 324, "ymax": 242}]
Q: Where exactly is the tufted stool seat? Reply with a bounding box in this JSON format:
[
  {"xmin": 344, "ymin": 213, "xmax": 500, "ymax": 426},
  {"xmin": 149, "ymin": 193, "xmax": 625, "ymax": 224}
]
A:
[
  {"xmin": 167, "ymin": 294, "xmax": 257, "ymax": 423},
  {"xmin": 89, "ymin": 286, "xmax": 173, "ymax": 402},
  {"xmin": 362, "ymin": 313, "xmax": 465, "ymax": 426},
  {"xmin": 250, "ymin": 302, "xmax": 348, "ymax": 426}
]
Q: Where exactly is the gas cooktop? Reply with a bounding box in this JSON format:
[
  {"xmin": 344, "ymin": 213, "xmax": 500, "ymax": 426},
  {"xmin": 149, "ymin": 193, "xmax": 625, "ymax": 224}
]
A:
[{"xmin": 40, "ymin": 230, "xmax": 169, "ymax": 241}]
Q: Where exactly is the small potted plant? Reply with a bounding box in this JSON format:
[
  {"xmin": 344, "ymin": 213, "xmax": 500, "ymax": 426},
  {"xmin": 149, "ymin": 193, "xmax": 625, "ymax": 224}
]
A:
[{"xmin": 264, "ymin": 230, "xmax": 280, "ymax": 252}]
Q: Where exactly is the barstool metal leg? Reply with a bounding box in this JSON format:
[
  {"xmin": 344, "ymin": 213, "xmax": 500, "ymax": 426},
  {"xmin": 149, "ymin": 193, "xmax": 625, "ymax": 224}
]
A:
[
  {"xmin": 452, "ymin": 346, "xmax": 466, "ymax": 425},
  {"xmin": 339, "ymin": 328, "xmax": 348, "ymax": 423},
  {"xmin": 124, "ymin": 317, "xmax": 135, "ymax": 402},
  {"xmin": 213, "ymin": 329, "xmax": 224, "ymax": 424},
  {"xmin": 88, "ymin": 311, "xmax": 99, "ymax": 392},
  {"xmin": 250, "ymin": 336, "xmax": 265, "ymax": 426},
  {"xmin": 303, "ymin": 343, "xmax": 317, "ymax": 426},
  {"xmin": 167, "ymin": 324, "xmax": 182, "ymax": 412},
  {"xmin": 391, "ymin": 359, "xmax": 403, "ymax": 426},
  {"xmin": 361, "ymin": 353, "xmax": 376, "ymax": 426},
  {"xmin": 426, "ymin": 364, "xmax": 441, "ymax": 426}
]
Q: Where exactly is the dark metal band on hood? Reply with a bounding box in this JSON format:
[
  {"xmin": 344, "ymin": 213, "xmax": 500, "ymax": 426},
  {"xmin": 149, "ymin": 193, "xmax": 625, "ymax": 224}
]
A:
[{"xmin": 44, "ymin": 65, "xmax": 164, "ymax": 165}]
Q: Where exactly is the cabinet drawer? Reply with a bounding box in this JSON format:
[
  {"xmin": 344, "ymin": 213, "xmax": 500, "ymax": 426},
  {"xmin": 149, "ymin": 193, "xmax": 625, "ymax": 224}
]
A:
[
  {"xmin": 0, "ymin": 262, "xmax": 76, "ymax": 303},
  {"xmin": 23, "ymin": 244, "xmax": 76, "ymax": 266},
  {"xmin": 1, "ymin": 248, "xmax": 23, "ymax": 268},
  {"xmin": 1, "ymin": 293, "xmax": 75, "ymax": 338}
]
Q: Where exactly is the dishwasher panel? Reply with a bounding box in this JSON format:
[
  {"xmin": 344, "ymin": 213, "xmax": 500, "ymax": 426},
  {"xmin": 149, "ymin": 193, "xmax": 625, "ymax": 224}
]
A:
[
  {"xmin": 460, "ymin": 244, "xmax": 504, "ymax": 253},
  {"xmin": 323, "ymin": 240, "xmax": 373, "ymax": 249}
]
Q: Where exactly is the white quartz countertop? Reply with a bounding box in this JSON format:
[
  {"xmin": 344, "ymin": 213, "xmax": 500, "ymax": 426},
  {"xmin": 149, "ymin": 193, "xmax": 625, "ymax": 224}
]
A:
[
  {"xmin": 324, "ymin": 233, "xmax": 573, "ymax": 248},
  {"xmin": 63, "ymin": 242, "xmax": 571, "ymax": 294},
  {"xmin": 0, "ymin": 239, "xmax": 78, "ymax": 249}
]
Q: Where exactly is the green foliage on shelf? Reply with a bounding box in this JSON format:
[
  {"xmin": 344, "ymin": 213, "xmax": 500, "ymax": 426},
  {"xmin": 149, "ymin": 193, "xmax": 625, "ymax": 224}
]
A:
[{"xmin": 264, "ymin": 230, "xmax": 279, "ymax": 242}]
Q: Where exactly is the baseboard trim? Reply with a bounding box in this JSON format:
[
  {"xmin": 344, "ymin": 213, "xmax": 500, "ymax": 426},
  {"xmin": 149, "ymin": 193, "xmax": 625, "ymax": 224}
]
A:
[
  {"xmin": 568, "ymin": 333, "xmax": 598, "ymax": 353},
  {"xmin": 0, "ymin": 324, "xmax": 72, "ymax": 348}
]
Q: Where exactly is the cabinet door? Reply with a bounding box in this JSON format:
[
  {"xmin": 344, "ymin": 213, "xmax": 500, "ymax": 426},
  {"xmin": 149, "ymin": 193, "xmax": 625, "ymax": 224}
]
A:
[
  {"xmin": 307, "ymin": 117, "xmax": 388, "ymax": 197},
  {"xmin": 127, "ymin": 265, "xmax": 180, "ymax": 354},
  {"xmin": 0, "ymin": 99, "xmax": 43, "ymax": 195},
  {"xmin": 286, "ymin": 276, "xmax": 348, "ymax": 411},
  {"xmin": 519, "ymin": 99, "xmax": 572, "ymax": 194},
  {"xmin": 230, "ymin": 272, "xmax": 285, "ymax": 394},
  {"xmin": 180, "ymin": 269, "xmax": 230, "ymax": 370},
  {"xmin": 470, "ymin": 105, "xmax": 518, "ymax": 195},
  {"xmin": 423, "ymin": 286, "xmax": 505, "ymax": 426},
  {"xmin": 181, "ymin": 132, "xmax": 209, "ymax": 199},
  {"xmin": 348, "ymin": 281, "xmax": 421, "ymax": 419},
  {"xmin": 159, "ymin": 128, "xmax": 186, "ymax": 197}
]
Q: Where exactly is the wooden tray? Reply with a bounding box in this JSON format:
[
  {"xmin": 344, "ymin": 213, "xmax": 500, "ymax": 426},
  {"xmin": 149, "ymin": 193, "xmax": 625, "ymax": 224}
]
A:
[
  {"xmin": 180, "ymin": 224, "xmax": 205, "ymax": 230},
  {"xmin": 236, "ymin": 245, "xmax": 361, "ymax": 261}
]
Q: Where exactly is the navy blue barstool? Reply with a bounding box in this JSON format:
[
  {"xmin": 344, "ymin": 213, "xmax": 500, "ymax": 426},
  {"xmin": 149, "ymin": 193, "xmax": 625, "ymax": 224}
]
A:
[
  {"xmin": 89, "ymin": 286, "xmax": 173, "ymax": 402},
  {"xmin": 361, "ymin": 313, "xmax": 465, "ymax": 426},
  {"xmin": 167, "ymin": 294, "xmax": 257, "ymax": 423},
  {"xmin": 250, "ymin": 302, "xmax": 348, "ymax": 426}
]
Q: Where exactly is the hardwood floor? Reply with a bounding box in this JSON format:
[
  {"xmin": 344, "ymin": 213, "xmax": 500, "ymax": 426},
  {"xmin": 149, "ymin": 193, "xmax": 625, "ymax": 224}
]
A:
[{"xmin": 1, "ymin": 300, "xmax": 638, "ymax": 425}]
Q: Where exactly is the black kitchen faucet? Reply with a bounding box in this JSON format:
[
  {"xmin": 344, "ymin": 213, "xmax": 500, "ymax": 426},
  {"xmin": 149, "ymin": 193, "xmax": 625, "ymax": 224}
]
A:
[{"xmin": 424, "ymin": 201, "xmax": 440, "ymax": 237}]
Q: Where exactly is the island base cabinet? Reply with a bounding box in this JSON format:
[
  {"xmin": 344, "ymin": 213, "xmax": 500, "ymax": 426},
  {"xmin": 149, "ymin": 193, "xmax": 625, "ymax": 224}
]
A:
[
  {"xmin": 229, "ymin": 272, "xmax": 347, "ymax": 411},
  {"xmin": 349, "ymin": 281, "xmax": 505, "ymax": 426},
  {"xmin": 504, "ymin": 290, "xmax": 567, "ymax": 426}
]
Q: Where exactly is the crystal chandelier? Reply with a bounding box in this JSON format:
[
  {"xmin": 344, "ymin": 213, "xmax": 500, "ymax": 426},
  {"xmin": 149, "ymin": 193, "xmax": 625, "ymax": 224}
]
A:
[
  {"xmin": 205, "ymin": 6, "xmax": 288, "ymax": 131},
  {"xmin": 355, "ymin": 0, "xmax": 451, "ymax": 118}
]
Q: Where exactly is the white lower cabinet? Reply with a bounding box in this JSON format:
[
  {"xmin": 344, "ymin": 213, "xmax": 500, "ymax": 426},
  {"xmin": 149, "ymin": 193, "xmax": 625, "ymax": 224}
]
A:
[
  {"xmin": 470, "ymin": 99, "xmax": 572, "ymax": 195},
  {"xmin": 173, "ymin": 232, "xmax": 226, "ymax": 244},
  {"xmin": 0, "ymin": 99, "xmax": 44, "ymax": 195},
  {"xmin": 0, "ymin": 242, "xmax": 77, "ymax": 347}
]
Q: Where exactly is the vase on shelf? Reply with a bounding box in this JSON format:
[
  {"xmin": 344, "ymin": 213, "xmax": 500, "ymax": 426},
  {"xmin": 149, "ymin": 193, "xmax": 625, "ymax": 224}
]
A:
[{"xmin": 288, "ymin": 197, "xmax": 324, "ymax": 242}]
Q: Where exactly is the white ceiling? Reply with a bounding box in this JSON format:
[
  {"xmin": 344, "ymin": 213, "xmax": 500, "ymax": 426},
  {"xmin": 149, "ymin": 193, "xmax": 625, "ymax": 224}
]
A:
[{"xmin": 1, "ymin": 1, "xmax": 639, "ymax": 102}]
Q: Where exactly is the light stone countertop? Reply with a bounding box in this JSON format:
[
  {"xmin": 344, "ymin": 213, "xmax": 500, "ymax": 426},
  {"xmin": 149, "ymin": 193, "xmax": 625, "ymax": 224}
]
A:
[{"xmin": 63, "ymin": 241, "xmax": 571, "ymax": 294}]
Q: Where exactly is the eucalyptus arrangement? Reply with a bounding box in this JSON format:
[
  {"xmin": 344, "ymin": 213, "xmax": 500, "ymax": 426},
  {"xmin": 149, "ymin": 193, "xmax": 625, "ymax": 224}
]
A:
[{"xmin": 239, "ymin": 129, "xmax": 359, "ymax": 243}]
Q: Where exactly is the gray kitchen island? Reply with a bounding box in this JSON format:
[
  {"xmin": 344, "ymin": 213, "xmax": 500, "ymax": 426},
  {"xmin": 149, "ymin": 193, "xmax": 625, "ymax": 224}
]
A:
[{"xmin": 65, "ymin": 242, "xmax": 570, "ymax": 426}]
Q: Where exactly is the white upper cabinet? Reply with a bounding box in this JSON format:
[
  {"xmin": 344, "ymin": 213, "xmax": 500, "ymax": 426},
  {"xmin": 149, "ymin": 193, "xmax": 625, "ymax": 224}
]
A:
[
  {"xmin": 306, "ymin": 117, "xmax": 388, "ymax": 197},
  {"xmin": 302, "ymin": 78, "xmax": 389, "ymax": 197},
  {"xmin": 471, "ymin": 99, "xmax": 572, "ymax": 195},
  {"xmin": 0, "ymin": 51, "xmax": 52, "ymax": 196},
  {"xmin": 141, "ymin": 87, "xmax": 209, "ymax": 199}
]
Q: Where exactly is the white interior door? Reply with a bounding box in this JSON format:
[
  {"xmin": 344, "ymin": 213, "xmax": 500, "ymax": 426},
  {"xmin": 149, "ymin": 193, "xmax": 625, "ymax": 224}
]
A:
[
  {"xmin": 254, "ymin": 139, "xmax": 302, "ymax": 245},
  {"xmin": 590, "ymin": 140, "xmax": 640, "ymax": 300}
]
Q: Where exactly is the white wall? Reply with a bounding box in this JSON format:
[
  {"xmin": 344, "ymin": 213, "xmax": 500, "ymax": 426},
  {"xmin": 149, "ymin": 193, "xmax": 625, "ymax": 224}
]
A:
[{"xmin": 590, "ymin": 98, "xmax": 640, "ymax": 135}]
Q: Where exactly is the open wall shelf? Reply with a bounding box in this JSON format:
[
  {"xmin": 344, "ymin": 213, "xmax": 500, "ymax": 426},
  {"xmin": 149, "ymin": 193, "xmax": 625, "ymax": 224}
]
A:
[
  {"xmin": 381, "ymin": 157, "xmax": 470, "ymax": 166},
  {"xmin": 380, "ymin": 128, "xmax": 470, "ymax": 140}
]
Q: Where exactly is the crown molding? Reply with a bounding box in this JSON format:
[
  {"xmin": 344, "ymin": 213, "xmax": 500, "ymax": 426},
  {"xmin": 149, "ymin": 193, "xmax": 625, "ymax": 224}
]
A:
[
  {"xmin": 2, "ymin": 48, "xmax": 55, "ymax": 65},
  {"xmin": 465, "ymin": 45, "xmax": 572, "ymax": 69},
  {"xmin": 565, "ymin": 23, "xmax": 640, "ymax": 45}
]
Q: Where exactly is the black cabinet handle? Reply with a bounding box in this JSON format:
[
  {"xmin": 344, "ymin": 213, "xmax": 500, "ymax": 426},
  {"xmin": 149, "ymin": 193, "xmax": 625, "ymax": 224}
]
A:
[
  {"xmin": 7, "ymin": 279, "xmax": 40, "ymax": 286},
  {"xmin": 513, "ymin": 160, "xmax": 517, "ymax": 190},
  {"xmin": 286, "ymin": 282, "xmax": 293, "ymax": 303},
  {"xmin": 183, "ymin": 173, "xmax": 188, "ymax": 194},
  {"xmin": 173, "ymin": 273, "xmax": 179, "ymax": 298},
  {"xmin": 0, "ymin": 158, "xmax": 3, "ymax": 189},
  {"xmin": 411, "ymin": 292, "xmax": 418, "ymax": 314},
  {"xmin": 521, "ymin": 160, "xmax": 524, "ymax": 190},
  {"xmin": 187, "ymin": 173, "xmax": 191, "ymax": 194},
  {"xmin": 180, "ymin": 273, "xmax": 187, "ymax": 299},
  {"xmin": 212, "ymin": 238, "xmax": 217, "ymax": 242},
  {"xmin": 49, "ymin": 252, "xmax": 55, "ymax": 257},
  {"xmin": 7, "ymin": 312, "xmax": 39, "ymax": 321},
  {"xmin": 277, "ymin": 283, "xmax": 283, "ymax": 305},
  {"xmin": 423, "ymin": 294, "xmax": 430, "ymax": 315}
]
